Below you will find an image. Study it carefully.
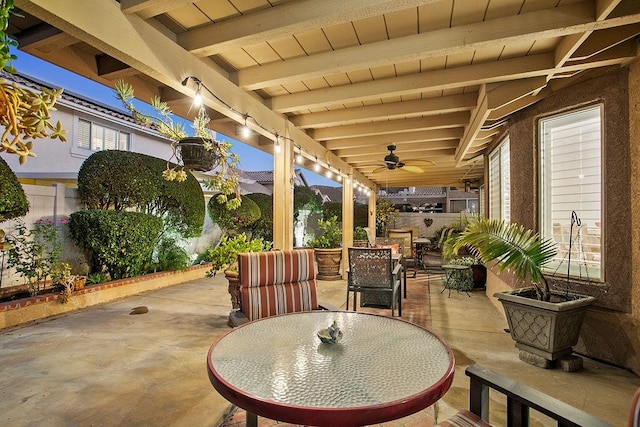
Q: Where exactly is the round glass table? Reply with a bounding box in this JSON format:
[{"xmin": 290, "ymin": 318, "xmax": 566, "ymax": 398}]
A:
[{"xmin": 207, "ymin": 311, "xmax": 455, "ymax": 427}]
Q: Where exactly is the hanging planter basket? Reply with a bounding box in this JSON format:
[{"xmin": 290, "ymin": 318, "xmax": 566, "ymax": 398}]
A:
[{"xmin": 177, "ymin": 137, "xmax": 219, "ymax": 171}]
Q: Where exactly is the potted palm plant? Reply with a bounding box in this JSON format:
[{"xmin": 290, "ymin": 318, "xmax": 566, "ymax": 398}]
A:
[
  {"xmin": 451, "ymin": 217, "xmax": 596, "ymax": 368},
  {"xmin": 307, "ymin": 215, "xmax": 343, "ymax": 280},
  {"xmin": 114, "ymin": 80, "xmax": 240, "ymax": 209}
]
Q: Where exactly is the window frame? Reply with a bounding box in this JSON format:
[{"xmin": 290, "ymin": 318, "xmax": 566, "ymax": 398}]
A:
[
  {"xmin": 72, "ymin": 115, "xmax": 133, "ymax": 158},
  {"xmin": 538, "ymin": 104, "xmax": 604, "ymax": 282},
  {"xmin": 488, "ymin": 136, "xmax": 510, "ymax": 222}
]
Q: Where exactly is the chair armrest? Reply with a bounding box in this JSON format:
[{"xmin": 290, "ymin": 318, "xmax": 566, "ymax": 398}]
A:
[
  {"xmin": 465, "ymin": 365, "xmax": 612, "ymax": 427},
  {"xmin": 393, "ymin": 263, "xmax": 402, "ymax": 276}
]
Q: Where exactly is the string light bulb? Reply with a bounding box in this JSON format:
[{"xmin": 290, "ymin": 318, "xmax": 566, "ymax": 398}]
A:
[
  {"xmin": 242, "ymin": 114, "xmax": 251, "ymax": 138},
  {"xmin": 274, "ymin": 135, "xmax": 281, "ymax": 154}
]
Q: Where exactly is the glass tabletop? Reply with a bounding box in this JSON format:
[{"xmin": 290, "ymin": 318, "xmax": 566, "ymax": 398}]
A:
[{"xmin": 207, "ymin": 311, "xmax": 454, "ymax": 425}]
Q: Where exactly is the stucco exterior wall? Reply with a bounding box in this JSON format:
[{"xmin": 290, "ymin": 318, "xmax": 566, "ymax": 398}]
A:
[{"xmin": 490, "ymin": 65, "xmax": 640, "ymax": 374}]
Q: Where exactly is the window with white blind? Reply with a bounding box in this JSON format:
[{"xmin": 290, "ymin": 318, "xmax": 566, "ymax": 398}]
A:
[
  {"xmin": 78, "ymin": 119, "xmax": 130, "ymax": 151},
  {"xmin": 488, "ymin": 138, "xmax": 510, "ymax": 222},
  {"xmin": 539, "ymin": 105, "xmax": 602, "ymax": 281}
]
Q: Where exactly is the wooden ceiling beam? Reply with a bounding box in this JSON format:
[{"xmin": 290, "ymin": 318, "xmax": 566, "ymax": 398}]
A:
[
  {"xmin": 178, "ymin": 0, "xmax": 443, "ymax": 57},
  {"xmin": 311, "ymin": 112, "xmax": 469, "ymax": 141},
  {"xmin": 120, "ymin": 0, "xmax": 193, "ymax": 19},
  {"xmin": 335, "ymin": 141, "xmax": 459, "ymax": 159},
  {"xmin": 291, "ymin": 93, "xmax": 478, "ymax": 129},
  {"xmin": 237, "ymin": 1, "xmax": 602, "ymax": 90},
  {"xmin": 324, "ymin": 129, "xmax": 463, "ymax": 150},
  {"xmin": 271, "ymin": 53, "xmax": 554, "ymax": 112}
]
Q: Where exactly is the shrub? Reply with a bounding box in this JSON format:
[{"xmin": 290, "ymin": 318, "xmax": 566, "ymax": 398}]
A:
[
  {"xmin": 77, "ymin": 151, "xmax": 204, "ymax": 237},
  {"xmin": 205, "ymin": 233, "xmax": 272, "ymax": 276},
  {"xmin": 321, "ymin": 201, "xmax": 341, "ymax": 220},
  {"xmin": 0, "ymin": 155, "xmax": 28, "ymax": 222},
  {"xmin": 244, "ymin": 193, "xmax": 273, "ymax": 240},
  {"xmin": 153, "ymin": 237, "xmax": 190, "ymax": 272},
  {"xmin": 208, "ymin": 195, "xmax": 260, "ymax": 233},
  {"xmin": 294, "ymin": 185, "xmax": 322, "ymax": 219},
  {"xmin": 69, "ymin": 210, "xmax": 163, "ymax": 280}
]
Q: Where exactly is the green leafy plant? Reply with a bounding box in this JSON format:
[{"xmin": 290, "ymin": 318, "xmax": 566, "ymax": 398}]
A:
[
  {"xmin": 69, "ymin": 210, "xmax": 163, "ymax": 280},
  {"xmin": 205, "ymin": 233, "xmax": 272, "ymax": 276},
  {"xmin": 114, "ymin": 80, "xmax": 240, "ymax": 209},
  {"xmin": 86, "ymin": 272, "xmax": 109, "ymax": 285},
  {"xmin": 5, "ymin": 218, "xmax": 63, "ymax": 295},
  {"xmin": 451, "ymin": 217, "xmax": 557, "ymax": 301},
  {"xmin": 1, "ymin": 1, "xmax": 67, "ymax": 163},
  {"xmin": 353, "ymin": 226, "xmax": 368, "ymax": 241},
  {"xmin": 375, "ymin": 198, "xmax": 398, "ymax": 237},
  {"xmin": 153, "ymin": 237, "xmax": 190, "ymax": 272},
  {"xmin": 307, "ymin": 216, "xmax": 342, "ymax": 249}
]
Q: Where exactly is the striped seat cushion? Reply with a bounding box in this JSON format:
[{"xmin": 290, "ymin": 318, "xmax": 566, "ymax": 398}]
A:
[
  {"xmin": 239, "ymin": 249, "xmax": 318, "ymax": 321},
  {"xmin": 437, "ymin": 409, "xmax": 492, "ymax": 427}
]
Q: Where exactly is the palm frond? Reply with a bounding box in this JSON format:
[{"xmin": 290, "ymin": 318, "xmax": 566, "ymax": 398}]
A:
[{"xmin": 452, "ymin": 218, "xmax": 557, "ymax": 285}]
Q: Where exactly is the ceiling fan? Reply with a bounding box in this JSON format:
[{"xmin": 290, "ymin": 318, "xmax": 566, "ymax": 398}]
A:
[{"xmin": 372, "ymin": 144, "xmax": 435, "ymax": 174}]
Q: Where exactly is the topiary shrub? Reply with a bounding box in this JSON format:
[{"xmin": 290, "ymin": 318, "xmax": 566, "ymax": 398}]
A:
[
  {"xmin": 77, "ymin": 151, "xmax": 204, "ymax": 237},
  {"xmin": 244, "ymin": 193, "xmax": 272, "ymax": 240},
  {"xmin": 68, "ymin": 210, "xmax": 163, "ymax": 280},
  {"xmin": 208, "ymin": 195, "xmax": 260, "ymax": 233},
  {"xmin": 0, "ymin": 155, "xmax": 28, "ymax": 222}
]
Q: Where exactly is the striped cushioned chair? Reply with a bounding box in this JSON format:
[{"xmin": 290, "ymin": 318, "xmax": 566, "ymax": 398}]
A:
[{"xmin": 238, "ymin": 249, "xmax": 319, "ymax": 322}]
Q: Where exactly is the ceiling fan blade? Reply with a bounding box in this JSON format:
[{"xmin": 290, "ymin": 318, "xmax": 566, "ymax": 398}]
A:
[
  {"xmin": 405, "ymin": 160, "xmax": 436, "ymax": 166},
  {"xmin": 400, "ymin": 165, "xmax": 425, "ymax": 173},
  {"xmin": 372, "ymin": 166, "xmax": 388, "ymax": 174}
]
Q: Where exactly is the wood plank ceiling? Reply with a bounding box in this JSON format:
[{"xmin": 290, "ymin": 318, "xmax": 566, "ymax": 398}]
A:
[{"xmin": 8, "ymin": 0, "xmax": 640, "ymax": 189}]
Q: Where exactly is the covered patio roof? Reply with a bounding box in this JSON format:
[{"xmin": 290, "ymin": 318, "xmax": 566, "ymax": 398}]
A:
[{"xmin": 8, "ymin": 0, "xmax": 640, "ymax": 190}]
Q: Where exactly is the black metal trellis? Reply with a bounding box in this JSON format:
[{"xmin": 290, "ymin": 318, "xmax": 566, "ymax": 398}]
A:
[{"xmin": 549, "ymin": 210, "xmax": 607, "ymax": 299}]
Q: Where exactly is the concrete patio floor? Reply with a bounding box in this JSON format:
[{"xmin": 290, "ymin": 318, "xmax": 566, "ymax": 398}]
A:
[{"xmin": 0, "ymin": 272, "xmax": 638, "ymax": 426}]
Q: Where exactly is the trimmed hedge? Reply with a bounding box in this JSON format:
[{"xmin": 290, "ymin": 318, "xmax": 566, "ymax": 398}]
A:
[
  {"xmin": 0, "ymin": 156, "xmax": 28, "ymax": 222},
  {"xmin": 69, "ymin": 210, "xmax": 163, "ymax": 280},
  {"xmin": 77, "ymin": 151, "xmax": 204, "ymax": 237},
  {"xmin": 208, "ymin": 195, "xmax": 260, "ymax": 232},
  {"xmin": 244, "ymin": 193, "xmax": 273, "ymax": 240}
]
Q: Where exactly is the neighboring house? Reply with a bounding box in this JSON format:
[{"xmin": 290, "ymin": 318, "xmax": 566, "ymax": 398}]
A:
[{"xmin": 310, "ymin": 185, "xmax": 342, "ymax": 203}]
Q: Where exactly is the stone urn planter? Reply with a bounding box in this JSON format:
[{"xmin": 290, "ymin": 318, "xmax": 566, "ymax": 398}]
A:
[
  {"xmin": 224, "ymin": 270, "xmax": 241, "ymax": 310},
  {"xmin": 495, "ymin": 287, "xmax": 596, "ymax": 365},
  {"xmin": 314, "ymin": 247, "xmax": 343, "ymax": 280}
]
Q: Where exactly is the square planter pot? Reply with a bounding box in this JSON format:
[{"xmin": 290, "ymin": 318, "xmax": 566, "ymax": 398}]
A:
[{"xmin": 495, "ymin": 287, "xmax": 595, "ymax": 362}]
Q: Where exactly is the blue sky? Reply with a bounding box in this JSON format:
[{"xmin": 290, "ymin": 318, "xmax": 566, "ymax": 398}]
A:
[{"xmin": 11, "ymin": 49, "xmax": 340, "ymax": 187}]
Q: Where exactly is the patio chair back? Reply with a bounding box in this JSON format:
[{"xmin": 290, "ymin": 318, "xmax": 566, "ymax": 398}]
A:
[
  {"xmin": 238, "ymin": 249, "xmax": 318, "ymax": 321},
  {"xmin": 346, "ymin": 247, "xmax": 401, "ymax": 316}
]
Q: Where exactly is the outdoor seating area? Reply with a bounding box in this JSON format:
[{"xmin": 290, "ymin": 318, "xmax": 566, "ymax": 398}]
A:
[
  {"xmin": 3, "ymin": 2, "xmax": 640, "ymax": 426},
  {"xmin": 0, "ymin": 270, "xmax": 637, "ymax": 426}
]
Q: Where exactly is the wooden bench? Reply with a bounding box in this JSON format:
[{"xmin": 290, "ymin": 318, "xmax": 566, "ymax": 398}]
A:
[
  {"xmin": 228, "ymin": 249, "xmax": 337, "ymax": 327},
  {"xmin": 438, "ymin": 365, "xmax": 614, "ymax": 427}
]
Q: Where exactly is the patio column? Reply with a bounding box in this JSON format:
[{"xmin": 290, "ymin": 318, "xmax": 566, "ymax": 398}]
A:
[
  {"xmin": 368, "ymin": 189, "xmax": 376, "ymax": 240},
  {"xmin": 342, "ymin": 176, "xmax": 354, "ymax": 279},
  {"xmin": 272, "ymin": 136, "xmax": 294, "ymax": 250}
]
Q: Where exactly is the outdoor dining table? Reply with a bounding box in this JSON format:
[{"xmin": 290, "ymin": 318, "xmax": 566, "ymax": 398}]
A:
[{"xmin": 207, "ymin": 311, "xmax": 455, "ymax": 427}]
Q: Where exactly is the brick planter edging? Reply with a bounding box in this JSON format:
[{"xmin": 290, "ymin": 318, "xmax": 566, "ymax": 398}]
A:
[{"xmin": 0, "ymin": 264, "xmax": 211, "ymax": 329}]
